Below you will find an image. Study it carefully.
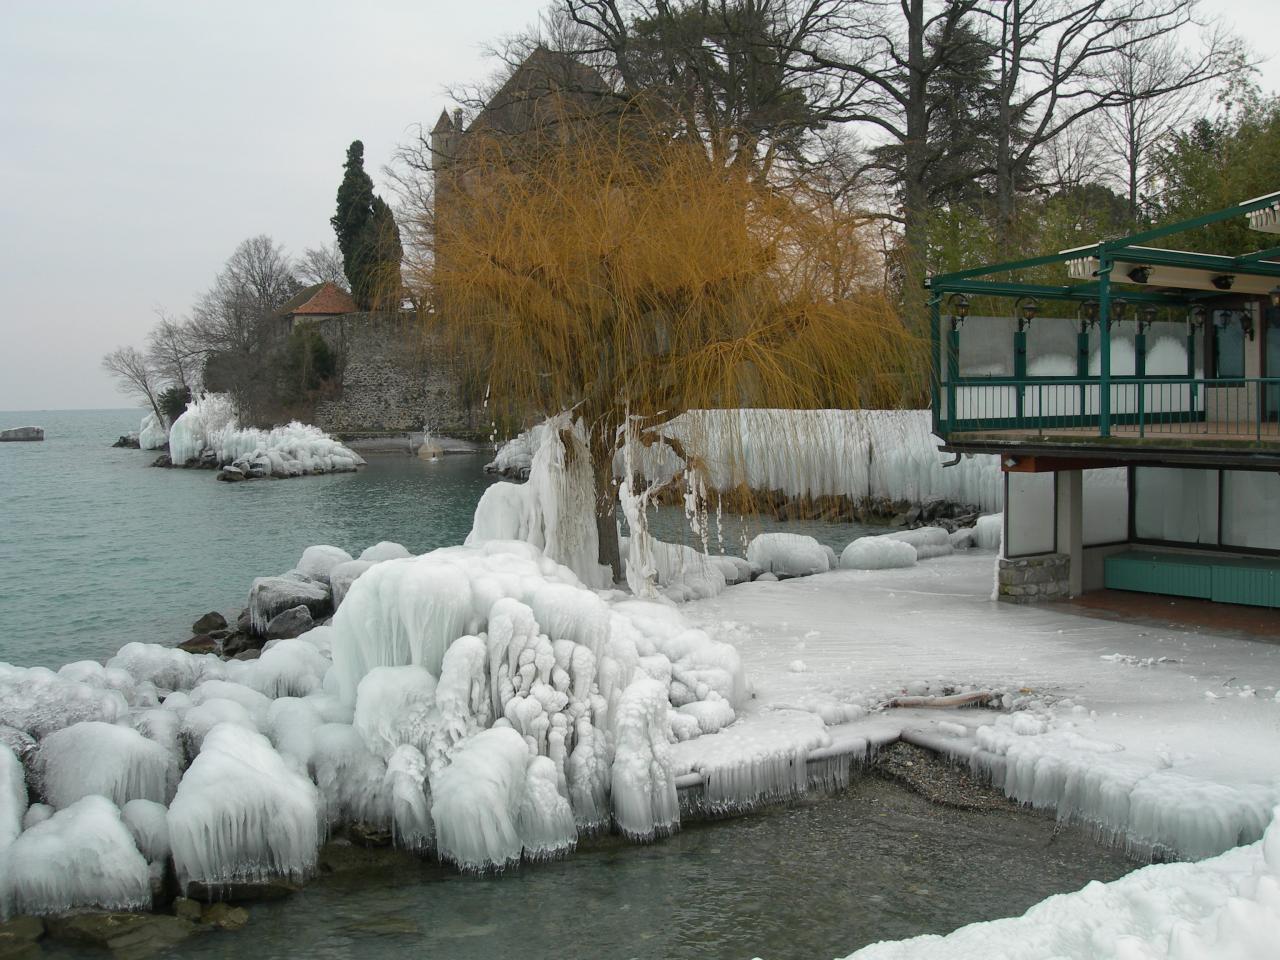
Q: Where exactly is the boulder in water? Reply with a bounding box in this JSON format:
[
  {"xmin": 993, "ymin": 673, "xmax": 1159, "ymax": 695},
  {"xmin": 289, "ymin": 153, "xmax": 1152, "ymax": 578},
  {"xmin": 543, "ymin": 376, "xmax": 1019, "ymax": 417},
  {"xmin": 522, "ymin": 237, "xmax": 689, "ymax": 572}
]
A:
[
  {"xmin": 192, "ymin": 612, "xmax": 227, "ymax": 635},
  {"xmin": 0, "ymin": 427, "xmax": 43, "ymax": 442},
  {"xmin": 246, "ymin": 576, "xmax": 331, "ymax": 636}
]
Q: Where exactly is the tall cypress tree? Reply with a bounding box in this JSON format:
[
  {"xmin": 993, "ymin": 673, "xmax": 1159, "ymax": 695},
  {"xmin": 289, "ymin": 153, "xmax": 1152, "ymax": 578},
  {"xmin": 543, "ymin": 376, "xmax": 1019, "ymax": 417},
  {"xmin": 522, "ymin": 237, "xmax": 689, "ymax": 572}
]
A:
[
  {"xmin": 331, "ymin": 140, "xmax": 404, "ymax": 309},
  {"xmin": 331, "ymin": 141, "xmax": 376, "ymax": 305}
]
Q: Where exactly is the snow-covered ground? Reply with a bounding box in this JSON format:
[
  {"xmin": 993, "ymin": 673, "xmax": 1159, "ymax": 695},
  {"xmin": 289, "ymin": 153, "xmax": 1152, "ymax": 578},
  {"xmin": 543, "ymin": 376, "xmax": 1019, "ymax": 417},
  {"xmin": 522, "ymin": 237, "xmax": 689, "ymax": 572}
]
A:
[{"xmin": 671, "ymin": 552, "xmax": 1280, "ymax": 957}]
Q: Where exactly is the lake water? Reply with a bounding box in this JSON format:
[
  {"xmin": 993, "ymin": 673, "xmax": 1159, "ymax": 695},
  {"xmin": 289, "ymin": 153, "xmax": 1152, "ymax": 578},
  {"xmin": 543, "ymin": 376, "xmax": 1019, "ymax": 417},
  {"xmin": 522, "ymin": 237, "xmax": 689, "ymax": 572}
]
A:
[
  {"xmin": 4, "ymin": 409, "xmax": 1137, "ymax": 959},
  {"xmin": 0, "ymin": 409, "xmax": 496, "ymax": 668}
]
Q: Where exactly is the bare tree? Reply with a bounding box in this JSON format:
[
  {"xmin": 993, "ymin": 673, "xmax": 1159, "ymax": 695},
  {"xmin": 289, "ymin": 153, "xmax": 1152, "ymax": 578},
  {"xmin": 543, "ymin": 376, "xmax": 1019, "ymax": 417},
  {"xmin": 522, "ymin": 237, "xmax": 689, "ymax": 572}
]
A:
[
  {"xmin": 976, "ymin": 0, "xmax": 1248, "ymax": 235},
  {"xmin": 1096, "ymin": 28, "xmax": 1242, "ymax": 222},
  {"xmin": 146, "ymin": 312, "xmax": 202, "ymax": 393},
  {"xmin": 102, "ymin": 347, "xmax": 164, "ymax": 423},
  {"xmin": 295, "ymin": 242, "xmax": 347, "ymax": 288}
]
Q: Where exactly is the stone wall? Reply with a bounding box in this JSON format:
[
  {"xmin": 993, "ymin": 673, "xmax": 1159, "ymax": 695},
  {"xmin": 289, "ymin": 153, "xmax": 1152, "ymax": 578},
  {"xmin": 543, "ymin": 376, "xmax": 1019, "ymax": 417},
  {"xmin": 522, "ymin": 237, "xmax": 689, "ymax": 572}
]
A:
[
  {"xmin": 996, "ymin": 553, "xmax": 1071, "ymax": 603},
  {"xmin": 306, "ymin": 312, "xmax": 481, "ymax": 437}
]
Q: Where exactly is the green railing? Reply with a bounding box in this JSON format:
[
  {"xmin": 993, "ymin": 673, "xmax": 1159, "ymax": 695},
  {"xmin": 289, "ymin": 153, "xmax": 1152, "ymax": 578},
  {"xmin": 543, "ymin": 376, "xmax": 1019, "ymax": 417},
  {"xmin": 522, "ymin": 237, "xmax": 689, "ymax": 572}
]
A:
[{"xmin": 939, "ymin": 376, "xmax": 1280, "ymax": 441}]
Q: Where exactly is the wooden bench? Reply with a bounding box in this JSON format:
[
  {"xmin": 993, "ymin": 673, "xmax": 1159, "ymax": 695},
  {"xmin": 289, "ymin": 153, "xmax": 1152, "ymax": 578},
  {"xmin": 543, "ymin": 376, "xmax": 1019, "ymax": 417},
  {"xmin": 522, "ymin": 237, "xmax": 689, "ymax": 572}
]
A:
[{"xmin": 1104, "ymin": 550, "xmax": 1280, "ymax": 609}]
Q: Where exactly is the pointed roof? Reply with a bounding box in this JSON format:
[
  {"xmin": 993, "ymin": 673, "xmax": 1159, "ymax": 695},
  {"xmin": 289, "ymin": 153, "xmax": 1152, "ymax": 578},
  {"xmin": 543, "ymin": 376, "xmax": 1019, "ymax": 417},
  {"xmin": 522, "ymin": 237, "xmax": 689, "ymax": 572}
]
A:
[
  {"xmin": 274, "ymin": 281, "xmax": 356, "ymax": 319},
  {"xmin": 468, "ymin": 46, "xmax": 613, "ymax": 138},
  {"xmin": 431, "ymin": 108, "xmax": 455, "ymax": 134}
]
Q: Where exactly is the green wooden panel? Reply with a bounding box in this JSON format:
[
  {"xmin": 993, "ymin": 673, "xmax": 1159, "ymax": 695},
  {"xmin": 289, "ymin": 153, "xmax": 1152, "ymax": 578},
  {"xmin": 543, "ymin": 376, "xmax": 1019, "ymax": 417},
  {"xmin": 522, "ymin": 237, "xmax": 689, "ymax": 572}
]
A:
[
  {"xmin": 1210, "ymin": 564, "xmax": 1280, "ymax": 608},
  {"xmin": 1104, "ymin": 552, "xmax": 1212, "ymax": 598}
]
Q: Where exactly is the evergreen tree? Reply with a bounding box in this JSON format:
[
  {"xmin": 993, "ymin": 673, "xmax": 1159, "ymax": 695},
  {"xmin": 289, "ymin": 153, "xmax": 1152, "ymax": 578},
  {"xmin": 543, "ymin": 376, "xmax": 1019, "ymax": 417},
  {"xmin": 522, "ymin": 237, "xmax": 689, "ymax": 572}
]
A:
[{"xmin": 331, "ymin": 140, "xmax": 404, "ymax": 309}]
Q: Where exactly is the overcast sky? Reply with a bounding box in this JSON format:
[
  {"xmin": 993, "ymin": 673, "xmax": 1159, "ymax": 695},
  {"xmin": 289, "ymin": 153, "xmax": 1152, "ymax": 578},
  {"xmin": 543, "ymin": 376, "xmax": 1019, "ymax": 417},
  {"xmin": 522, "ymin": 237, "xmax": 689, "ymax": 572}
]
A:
[{"xmin": 1, "ymin": 1, "xmax": 1276, "ymax": 412}]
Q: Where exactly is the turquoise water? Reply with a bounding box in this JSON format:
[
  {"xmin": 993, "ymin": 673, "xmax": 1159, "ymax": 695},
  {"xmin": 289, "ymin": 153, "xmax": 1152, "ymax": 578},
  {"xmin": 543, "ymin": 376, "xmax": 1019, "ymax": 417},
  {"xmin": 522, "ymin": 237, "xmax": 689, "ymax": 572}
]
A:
[{"xmin": 0, "ymin": 409, "xmax": 495, "ymax": 668}]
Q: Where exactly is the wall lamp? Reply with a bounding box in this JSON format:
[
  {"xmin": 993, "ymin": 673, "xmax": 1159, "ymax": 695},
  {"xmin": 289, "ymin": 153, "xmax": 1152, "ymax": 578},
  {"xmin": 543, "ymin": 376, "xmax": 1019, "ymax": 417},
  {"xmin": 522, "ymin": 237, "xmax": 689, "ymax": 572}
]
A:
[
  {"xmin": 1211, "ymin": 274, "xmax": 1235, "ymax": 290},
  {"xmin": 1014, "ymin": 296, "xmax": 1039, "ymax": 333},
  {"xmin": 1077, "ymin": 299, "xmax": 1099, "ymax": 333},
  {"xmin": 1270, "ymin": 285, "xmax": 1280, "ymax": 308},
  {"xmin": 1127, "ymin": 265, "xmax": 1151, "ymax": 284},
  {"xmin": 1187, "ymin": 304, "xmax": 1206, "ymax": 331},
  {"xmin": 948, "ymin": 293, "xmax": 970, "ymax": 331}
]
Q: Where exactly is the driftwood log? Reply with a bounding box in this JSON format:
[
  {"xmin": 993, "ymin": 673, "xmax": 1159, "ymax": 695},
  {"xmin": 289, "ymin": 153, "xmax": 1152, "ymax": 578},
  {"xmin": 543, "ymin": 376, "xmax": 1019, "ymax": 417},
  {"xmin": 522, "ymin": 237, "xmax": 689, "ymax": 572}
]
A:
[{"xmin": 881, "ymin": 691, "xmax": 998, "ymax": 710}]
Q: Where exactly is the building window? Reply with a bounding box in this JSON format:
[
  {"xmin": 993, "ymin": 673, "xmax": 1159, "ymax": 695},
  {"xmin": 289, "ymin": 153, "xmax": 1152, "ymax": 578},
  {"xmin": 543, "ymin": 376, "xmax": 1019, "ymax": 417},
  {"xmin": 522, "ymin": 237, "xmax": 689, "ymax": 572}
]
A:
[
  {"xmin": 1210, "ymin": 310, "xmax": 1245, "ymax": 379},
  {"xmin": 1221, "ymin": 471, "xmax": 1280, "ymax": 551}
]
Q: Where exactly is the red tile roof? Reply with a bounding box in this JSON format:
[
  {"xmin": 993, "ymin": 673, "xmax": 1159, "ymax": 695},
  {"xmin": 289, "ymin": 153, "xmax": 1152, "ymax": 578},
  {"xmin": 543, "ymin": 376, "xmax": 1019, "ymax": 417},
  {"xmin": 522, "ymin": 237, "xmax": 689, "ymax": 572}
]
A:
[{"xmin": 278, "ymin": 281, "xmax": 356, "ymax": 317}]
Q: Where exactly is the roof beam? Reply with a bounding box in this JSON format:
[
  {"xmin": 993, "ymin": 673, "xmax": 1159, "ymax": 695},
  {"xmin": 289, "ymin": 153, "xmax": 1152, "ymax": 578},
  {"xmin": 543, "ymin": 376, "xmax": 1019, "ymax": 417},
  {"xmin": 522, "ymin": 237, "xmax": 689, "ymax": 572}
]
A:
[
  {"xmin": 1109, "ymin": 246, "xmax": 1280, "ymax": 279},
  {"xmin": 930, "ymin": 277, "xmax": 1193, "ymax": 305}
]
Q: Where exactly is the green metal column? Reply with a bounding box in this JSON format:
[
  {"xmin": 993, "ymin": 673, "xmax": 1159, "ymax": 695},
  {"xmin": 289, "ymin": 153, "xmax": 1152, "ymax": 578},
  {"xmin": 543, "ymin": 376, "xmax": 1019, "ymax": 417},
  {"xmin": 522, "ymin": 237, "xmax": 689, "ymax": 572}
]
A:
[
  {"xmin": 946, "ymin": 327, "xmax": 960, "ymax": 432},
  {"xmin": 1014, "ymin": 329, "xmax": 1027, "ymax": 420},
  {"xmin": 1098, "ymin": 255, "xmax": 1112, "ymax": 437},
  {"xmin": 929, "ymin": 297, "xmax": 941, "ymax": 434}
]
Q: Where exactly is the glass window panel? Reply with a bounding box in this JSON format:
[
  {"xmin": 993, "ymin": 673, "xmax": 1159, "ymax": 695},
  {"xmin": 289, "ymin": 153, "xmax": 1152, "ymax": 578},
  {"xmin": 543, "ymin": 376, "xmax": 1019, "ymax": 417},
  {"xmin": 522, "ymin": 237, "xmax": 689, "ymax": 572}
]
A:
[
  {"xmin": 1134, "ymin": 467, "xmax": 1218, "ymax": 544},
  {"xmin": 1212, "ymin": 311, "xmax": 1245, "ymax": 379},
  {"xmin": 1221, "ymin": 471, "xmax": 1280, "ymax": 551},
  {"xmin": 1083, "ymin": 468, "xmax": 1127, "ymax": 546}
]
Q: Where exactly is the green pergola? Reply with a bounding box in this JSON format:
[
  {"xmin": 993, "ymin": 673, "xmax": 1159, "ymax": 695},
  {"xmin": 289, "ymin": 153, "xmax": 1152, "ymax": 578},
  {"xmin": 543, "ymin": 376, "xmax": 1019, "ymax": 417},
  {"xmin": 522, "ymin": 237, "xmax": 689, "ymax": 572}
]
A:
[{"xmin": 926, "ymin": 190, "xmax": 1280, "ymax": 437}]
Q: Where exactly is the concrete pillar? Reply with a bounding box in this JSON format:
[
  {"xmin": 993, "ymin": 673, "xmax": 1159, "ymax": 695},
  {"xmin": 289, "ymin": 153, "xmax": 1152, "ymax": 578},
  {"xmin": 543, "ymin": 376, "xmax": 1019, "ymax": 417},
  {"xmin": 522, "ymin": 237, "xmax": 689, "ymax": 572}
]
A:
[{"xmin": 1055, "ymin": 470, "xmax": 1083, "ymax": 597}]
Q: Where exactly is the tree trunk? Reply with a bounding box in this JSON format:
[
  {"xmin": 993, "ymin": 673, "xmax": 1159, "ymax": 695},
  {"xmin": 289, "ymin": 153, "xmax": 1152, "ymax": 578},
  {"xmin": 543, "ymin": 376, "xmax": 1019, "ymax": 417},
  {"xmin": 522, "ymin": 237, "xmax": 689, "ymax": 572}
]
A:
[{"xmin": 590, "ymin": 428, "xmax": 622, "ymax": 582}]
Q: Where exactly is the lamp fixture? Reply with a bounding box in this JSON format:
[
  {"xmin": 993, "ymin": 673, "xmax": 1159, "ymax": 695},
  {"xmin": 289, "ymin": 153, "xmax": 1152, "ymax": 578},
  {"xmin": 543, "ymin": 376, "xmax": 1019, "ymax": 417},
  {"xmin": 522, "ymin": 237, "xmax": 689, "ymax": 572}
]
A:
[
  {"xmin": 1137, "ymin": 304, "xmax": 1158, "ymax": 334},
  {"xmin": 1187, "ymin": 304, "xmax": 1206, "ymax": 331},
  {"xmin": 1211, "ymin": 274, "xmax": 1235, "ymax": 290},
  {"xmin": 1110, "ymin": 299, "xmax": 1128, "ymax": 324},
  {"xmin": 948, "ymin": 293, "xmax": 970, "ymax": 331},
  {"xmin": 1242, "ymin": 311, "xmax": 1256, "ymax": 342},
  {"xmin": 1270, "ymin": 285, "xmax": 1280, "ymax": 308},
  {"xmin": 1127, "ymin": 266, "xmax": 1151, "ymax": 284},
  {"xmin": 1015, "ymin": 296, "xmax": 1039, "ymax": 333}
]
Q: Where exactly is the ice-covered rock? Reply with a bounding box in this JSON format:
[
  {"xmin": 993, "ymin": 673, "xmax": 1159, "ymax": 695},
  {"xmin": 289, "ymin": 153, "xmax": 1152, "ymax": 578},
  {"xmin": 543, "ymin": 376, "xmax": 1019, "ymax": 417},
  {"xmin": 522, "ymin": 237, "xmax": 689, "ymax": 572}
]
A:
[
  {"xmin": 107, "ymin": 642, "xmax": 224, "ymax": 695},
  {"xmin": 36, "ymin": 721, "xmax": 178, "ymax": 809},
  {"xmin": 293, "ymin": 545, "xmax": 352, "ymax": 586},
  {"xmin": 308, "ymin": 723, "xmax": 392, "ymax": 830},
  {"xmin": 518, "ymin": 755, "xmax": 576, "ymax": 861},
  {"xmin": 168, "ymin": 393, "xmax": 365, "ymax": 476},
  {"xmin": 359, "ymin": 541, "xmax": 412, "ymax": 563},
  {"xmin": 247, "ymin": 575, "xmax": 331, "ymax": 636},
  {"xmin": 0, "ymin": 795, "xmax": 150, "ymax": 919},
  {"xmin": 330, "ymin": 559, "xmax": 373, "ymax": 610},
  {"xmin": 746, "ymin": 533, "xmax": 830, "ymax": 578},
  {"xmin": 58, "ymin": 660, "xmax": 159, "ymax": 708},
  {"xmin": 233, "ymin": 637, "xmax": 330, "ymax": 699},
  {"xmin": 0, "ymin": 663, "xmax": 129, "ymax": 738},
  {"xmin": 881, "ymin": 526, "xmax": 953, "ymax": 560},
  {"xmin": 840, "ymin": 537, "xmax": 917, "ymax": 570},
  {"xmin": 168, "ymin": 725, "xmax": 320, "ymax": 889}
]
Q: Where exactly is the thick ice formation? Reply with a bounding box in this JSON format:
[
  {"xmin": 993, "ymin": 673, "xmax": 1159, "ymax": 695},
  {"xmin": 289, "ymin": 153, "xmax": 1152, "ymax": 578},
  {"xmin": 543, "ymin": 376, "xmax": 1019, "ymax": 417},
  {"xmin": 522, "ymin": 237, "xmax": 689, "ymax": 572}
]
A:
[
  {"xmin": 106, "ymin": 642, "xmax": 224, "ymax": 695},
  {"xmin": 972, "ymin": 514, "xmax": 1002, "ymax": 550},
  {"xmin": 385, "ymin": 744, "xmax": 434, "ymax": 851},
  {"xmin": 1, "ymin": 745, "xmax": 25, "ymax": 850},
  {"xmin": 468, "ymin": 415, "xmax": 611, "ymax": 589},
  {"xmin": 600, "ymin": 408, "xmax": 1000, "ymax": 510},
  {"xmin": 167, "ymin": 392, "xmax": 365, "ymax": 475},
  {"xmin": 431, "ymin": 727, "xmax": 532, "ymax": 870},
  {"xmin": 353, "ymin": 666, "xmax": 439, "ymax": 761},
  {"xmin": 309, "ymin": 722, "xmax": 392, "ymax": 830},
  {"xmin": 619, "ymin": 532, "xmax": 728, "ymax": 602},
  {"xmin": 168, "ymin": 724, "xmax": 320, "ymax": 888},
  {"xmin": 36, "ymin": 721, "xmax": 178, "ymax": 809},
  {"xmin": 845, "ymin": 805, "xmax": 1280, "ymax": 960},
  {"xmin": 121, "ymin": 798, "xmax": 171, "ymax": 863},
  {"xmin": 746, "ymin": 533, "xmax": 830, "ymax": 578},
  {"xmin": 610, "ymin": 677, "xmax": 679, "ymax": 841},
  {"xmin": 840, "ymin": 537, "xmax": 917, "ymax": 570},
  {"xmin": 0, "ymin": 795, "xmax": 150, "ymax": 920},
  {"xmin": 139, "ymin": 411, "xmax": 168, "ymax": 450}
]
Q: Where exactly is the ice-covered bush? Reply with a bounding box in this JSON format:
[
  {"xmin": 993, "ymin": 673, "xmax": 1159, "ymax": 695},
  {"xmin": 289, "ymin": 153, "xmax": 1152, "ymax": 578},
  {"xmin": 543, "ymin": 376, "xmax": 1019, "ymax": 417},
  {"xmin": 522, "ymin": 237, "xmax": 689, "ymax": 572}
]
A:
[{"xmin": 840, "ymin": 537, "xmax": 917, "ymax": 570}]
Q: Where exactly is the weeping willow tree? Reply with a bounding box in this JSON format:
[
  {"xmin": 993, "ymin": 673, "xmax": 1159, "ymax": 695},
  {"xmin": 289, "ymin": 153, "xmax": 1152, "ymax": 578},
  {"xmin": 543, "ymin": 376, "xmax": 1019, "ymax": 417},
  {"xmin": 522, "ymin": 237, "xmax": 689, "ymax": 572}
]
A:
[{"xmin": 424, "ymin": 104, "xmax": 922, "ymax": 576}]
